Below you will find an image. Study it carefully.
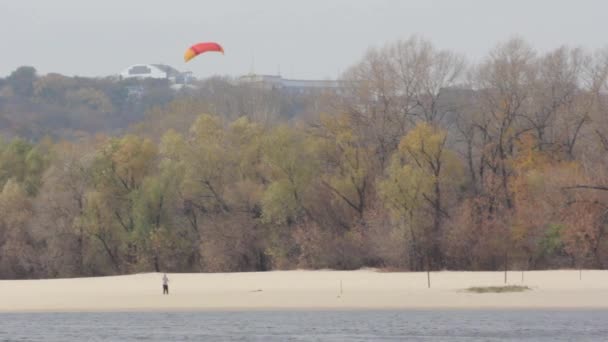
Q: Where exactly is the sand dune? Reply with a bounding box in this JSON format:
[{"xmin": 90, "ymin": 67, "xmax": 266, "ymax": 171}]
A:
[{"xmin": 0, "ymin": 270, "xmax": 607, "ymax": 312}]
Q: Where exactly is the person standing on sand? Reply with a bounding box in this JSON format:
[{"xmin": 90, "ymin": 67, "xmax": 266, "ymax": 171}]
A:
[{"xmin": 162, "ymin": 273, "xmax": 169, "ymax": 295}]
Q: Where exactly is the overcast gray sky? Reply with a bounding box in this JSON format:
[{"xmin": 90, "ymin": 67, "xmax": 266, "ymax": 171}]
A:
[{"xmin": 1, "ymin": 0, "xmax": 606, "ymax": 79}]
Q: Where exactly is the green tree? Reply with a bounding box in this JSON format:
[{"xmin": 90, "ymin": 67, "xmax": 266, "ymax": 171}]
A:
[
  {"xmin": 87, "ymin": 135, "xmax": 158, "ymax": 272},
  {"xmin": 0, "ymin": 138, "xmax": 50, "ymax": 195},
  {"xmin": 314, "ymin": 113, "xmax": 373, "ymax": 221},
  {"xmin": 7, "ymin": 66, "xmax": 37, "ymax": 98},
  {"xmin": 0, "ymin": 180, "xmax": 37, "ymax": 277},
  {"xmin": 379, "ymin": 122, "xmax": 463, "ymax": 270},
  {"xmin": 261, "ymin": 125, "xmax": 319, "ymax": 225}
]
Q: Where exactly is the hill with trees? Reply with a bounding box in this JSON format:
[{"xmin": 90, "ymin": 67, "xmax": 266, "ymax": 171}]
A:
[{"xmin": 1, "ymin": 37, "xmax": 608, "ymax": 278}]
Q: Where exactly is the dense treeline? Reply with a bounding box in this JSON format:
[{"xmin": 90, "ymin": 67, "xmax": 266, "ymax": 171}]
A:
[
  {"xmin": 0, "ymin": 66, "xmax": 182, "ymax": 140},
  {"xmin": 0, "ymin": 67, "xmax": 306, "ymax": 141},
  {"xmin": 2, "ymin": 37, "xmax": 608, "ymax": 278}
]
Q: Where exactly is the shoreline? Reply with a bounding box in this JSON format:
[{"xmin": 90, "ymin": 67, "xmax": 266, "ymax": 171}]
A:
[
  {"xmin": 1, "ymin": 270, "xmax": 607, "ymax": 313},
  {"xmin": 4, "ymin": 307, "xmax": 608, "ymax": 314}
]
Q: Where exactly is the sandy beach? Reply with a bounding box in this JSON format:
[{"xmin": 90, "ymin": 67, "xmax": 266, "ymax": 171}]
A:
[{"xmin": 0, "ymin": 270, "xmax": 607, "ymax": 312}]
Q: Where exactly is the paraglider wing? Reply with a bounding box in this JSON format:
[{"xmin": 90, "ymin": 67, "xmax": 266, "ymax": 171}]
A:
[{"xmin": 184, "ymin": 42, "xmax": 224, "ymax": 62}]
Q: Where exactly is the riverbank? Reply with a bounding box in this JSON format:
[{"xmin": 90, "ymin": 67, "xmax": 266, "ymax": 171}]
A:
[{"xmin": 0, "ymin": 270, "xmax": 607, "ymax": 312}]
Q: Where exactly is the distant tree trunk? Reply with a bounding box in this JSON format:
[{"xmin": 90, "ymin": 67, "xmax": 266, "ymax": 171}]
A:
[
  {"xmin": 504, "ymin": 250, "xmax": 508, "ymax": 284},
  {"xmin": 466, "ymin": 137, "xmax": 477, "ymax": 193},
  {"xmin": 77, "ymin": 227, "xmax": 84, "ymax": 275},
  {"xmin": 432, "ymin": 176, "xmax": 442, "ymax": 268},
  {"xmin": 409, "ymin": 229, "xmax": 420, "ymax": 271},
  {"xmin": 76, "ymin": 196, "xmax": 85, "ymax": 276},
  {"xmin": 94, "ymin": 234, "xmax": 120, "ymax": 273},
  {"xmin": 153, "ymin": 255, "xmax": 160, "ymax": 273},
  {"xmin": 185, "ymin": 205, "xmax": 202, "ymax": 271},
  {"xmin": 426, "ymin": 253, "xmax": 431, "ymax": 288}
]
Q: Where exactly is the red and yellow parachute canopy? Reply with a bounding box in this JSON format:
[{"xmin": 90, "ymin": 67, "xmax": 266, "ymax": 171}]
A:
[{"xmin": 184, "ymin": 42, "xmax": 224, "ymax": 62}]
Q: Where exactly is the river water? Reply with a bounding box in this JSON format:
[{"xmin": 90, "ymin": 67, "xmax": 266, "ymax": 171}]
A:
[{"xmin": 1, "ymin": 310, "xmax": 607, "ymax": 341}]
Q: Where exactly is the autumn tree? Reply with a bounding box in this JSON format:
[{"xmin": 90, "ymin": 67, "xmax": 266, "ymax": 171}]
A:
[
  {"xmin": 84, "ymin": 135, "xmax": 157, "ymax": 272},
  {"xmin": 0, "ymin": 180, "xmax": 37, "ymax": 278},
  {"xmin": 6, "ymin": 66, "xmax": 37, "ymax": 98},
  {"xmin": 379, "ymin": 122, "xmax": 463, "ymax": 270},
  {"xmin": 311, "ymin": 113, "xmax": 374, "ymax": 222},
  {"xmin": 33, "ymin": 140, "xmax": 95, "ymax": 276},
  {"xmin": 342, "ymin": 36, "xmax": 466, "ymax": 167}
]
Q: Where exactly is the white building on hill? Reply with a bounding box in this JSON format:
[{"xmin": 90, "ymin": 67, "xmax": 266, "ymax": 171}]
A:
[
  {"xmin": 119, "ymin": 64, "xmax": 193, "ymax": 85},
  {"xmin": 237, "ymin": 74, "xmax": 342, "ymax": 94}
]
